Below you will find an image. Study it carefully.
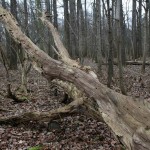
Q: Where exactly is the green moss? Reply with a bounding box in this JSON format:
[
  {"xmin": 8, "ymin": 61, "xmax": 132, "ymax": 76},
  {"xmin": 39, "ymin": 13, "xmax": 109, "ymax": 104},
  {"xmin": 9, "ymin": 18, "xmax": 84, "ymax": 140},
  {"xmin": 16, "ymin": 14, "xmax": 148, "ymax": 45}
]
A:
[
  {"xmin": 20, "ymin": 95, "xmax": 28, "ymax": 100},
  {"xmin": 27, "ymin": 145, "xmax": 43, "ymax": 150}
]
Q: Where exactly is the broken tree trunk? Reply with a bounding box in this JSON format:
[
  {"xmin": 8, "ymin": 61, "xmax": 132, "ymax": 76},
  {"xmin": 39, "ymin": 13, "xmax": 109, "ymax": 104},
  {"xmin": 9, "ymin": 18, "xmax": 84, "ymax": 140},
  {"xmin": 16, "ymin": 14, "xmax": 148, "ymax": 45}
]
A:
[{"xmin": 0, "ymin": 7, "xmax": 150, "ymax": 150}]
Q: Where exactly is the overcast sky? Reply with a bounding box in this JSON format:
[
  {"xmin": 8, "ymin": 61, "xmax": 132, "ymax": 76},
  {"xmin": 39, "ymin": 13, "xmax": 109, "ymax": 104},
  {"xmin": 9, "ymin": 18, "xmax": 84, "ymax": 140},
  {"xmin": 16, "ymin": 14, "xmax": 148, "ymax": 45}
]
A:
[
  {"xmin": 57, "ymin": 0, "xmax": 132, "ymax": 16},
  {"xmin": 56, "ymin": 0, "xmax": 133, "ymax": 26},
  {"xmin": 2, "ymin": 0, "xmax": 133, "ymax": 26}
]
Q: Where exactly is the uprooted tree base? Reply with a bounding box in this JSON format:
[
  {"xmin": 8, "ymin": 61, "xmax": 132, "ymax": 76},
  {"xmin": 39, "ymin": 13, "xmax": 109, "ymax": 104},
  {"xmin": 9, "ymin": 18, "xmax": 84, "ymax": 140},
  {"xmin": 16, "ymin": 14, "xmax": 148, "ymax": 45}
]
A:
[{"xmin": 0, "ymin": 7, "xmax": 150, "ymax": 150}]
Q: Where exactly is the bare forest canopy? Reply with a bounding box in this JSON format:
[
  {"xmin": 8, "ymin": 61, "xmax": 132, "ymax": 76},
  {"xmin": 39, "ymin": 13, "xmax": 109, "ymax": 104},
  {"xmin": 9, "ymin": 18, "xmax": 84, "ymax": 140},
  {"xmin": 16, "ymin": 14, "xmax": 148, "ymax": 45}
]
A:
[
  {"xmin": 0, "ymin": 0, "xmax": 150, "ymax": 150},
  {"xmin": 0, "ymin": 0, "xmax": 148, "ymax": 65}
]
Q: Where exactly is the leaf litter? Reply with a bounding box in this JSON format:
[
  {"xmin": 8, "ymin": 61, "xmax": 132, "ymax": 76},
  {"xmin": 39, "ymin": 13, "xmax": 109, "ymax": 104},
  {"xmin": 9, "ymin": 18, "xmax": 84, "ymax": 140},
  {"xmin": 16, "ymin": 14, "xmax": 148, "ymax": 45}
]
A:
[{"xmin": 2, "ymin": 63, "xmax": 150, "ymax": 149}]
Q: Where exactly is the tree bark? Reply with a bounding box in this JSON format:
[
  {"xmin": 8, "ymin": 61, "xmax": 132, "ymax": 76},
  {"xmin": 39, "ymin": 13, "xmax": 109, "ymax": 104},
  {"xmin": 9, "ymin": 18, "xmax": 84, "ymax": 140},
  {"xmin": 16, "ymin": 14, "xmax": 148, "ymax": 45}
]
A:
[
  {"xmin": 137, "ymin": 0, "xmax": 142, "ymax": 57},
  {"xmin": 69, "ymin": 0, "xmax": 78, "ymax": 58},
  {"xmin": 44, "ymin": 0, "xmax": 54, "ymax": 57},
  {"xmin": 115, "ymin": 0, "xmax": 126, "ymax": 95},
  {"xmin": 106, "ymin": 0, "xmax": 114, "ymax": 87},
  {"xmin": 95, "ymin": 0, "xmax": 102, "ymax": 73},
  {"xmin": 9, "ymin": 0, "xmax": 18, "ymax": 70},
  {"xmin": 132, "ymin": 0, "xmax": 137, "ymax": 59},
  {"xmin": 0, "ymin": 7, "xmax": 150, "ymax": 150},
  {"xmin": 53, "ymin": 0, "xmax": 58, "ymax": 29},
  {"xmin": 120, "ymin": 0, "xmax": 126, "ymax": 66},
  {"xmin": 77, "ymin": 0, "xmax": 85, "ymax": 64},
  {"xmin": 141, "ymin": 1, "xmax": 149, "ymax": 74},
  {"xmin": 63, "ymin": 0, "xmax": 70, "ymax": 52}
]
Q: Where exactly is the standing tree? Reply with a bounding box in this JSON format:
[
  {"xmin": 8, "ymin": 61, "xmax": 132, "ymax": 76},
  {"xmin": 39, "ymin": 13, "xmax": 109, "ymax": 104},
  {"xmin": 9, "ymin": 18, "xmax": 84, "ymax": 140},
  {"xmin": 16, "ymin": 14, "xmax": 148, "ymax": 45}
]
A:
[
  {"xmin": 92, "ymin": 0, "xmax": 97, "ymax": 60},
  {"xmin": 141, "ymin": 0, "xmax": 149, "ymax": 73},
  {"xmin": 9, "ymin": 0, "xmax": 18, "ymax": 70},
  {"xmin": 69, "ymin": 0, "xmax": 78, "ymax": 58},
  {"xmin": 115, "ymin": 0, "xmax": 126, "ymax": 95},
  {"xmin": 77, "ymin": 0, "xmax": 85, "ymax": 64},
  {"xmin": 107, "ymin": 0, "xmax": 114, "ymax": 87},
  {"xmin": 120, "ymin": 0, "xmax": 126, "ymax": 65},
  {"xmin": 53, "ymin": 0, "xmax": 58, "ymax": 29},
  {"xmin": 1, "ymin": 0, "xmax": 10, "ymax": 61},
  {"xmin": 84, "ymin": 0, "xmax": 88, "ymax": 57},
  {"xmin": 95, "ymin": 0, "xmax": 102, "ymax": 73},
  {"xmin": 137, "ymin": 0, "xmax": 142, "ymax": 58},
  {"xmin": 45, "ymin": 0, "xmax": 53, "ymax": 55},
  {"xmin": 132, "ymin": 0, "xmax": 137, "ymax": 59},
  {"xmin": 63, "ymin": 0, "xmax": 70, "ymax": 52}
]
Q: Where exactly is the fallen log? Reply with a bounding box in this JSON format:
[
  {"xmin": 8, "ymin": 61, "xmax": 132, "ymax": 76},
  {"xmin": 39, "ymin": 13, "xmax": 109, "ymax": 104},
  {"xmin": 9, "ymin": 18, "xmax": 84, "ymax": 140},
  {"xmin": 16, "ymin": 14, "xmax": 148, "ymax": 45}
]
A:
[
  {"xmin": 126, "ymin": 61, "xmax": 150, "ymax": 65},
  {"xmin": 0, "ymin": 79, "xmax": 86, "ymax": 125},
  {"xmin": 0, "ymin": 98, "xmax": 84, "ymax": 125},
  {"xmin": 0, "ymin": 7, "xmax": 150, "ymax": 150},
  {"xmin": 103, "ymin": 61, "xmax": 150, "ymax": 65}
]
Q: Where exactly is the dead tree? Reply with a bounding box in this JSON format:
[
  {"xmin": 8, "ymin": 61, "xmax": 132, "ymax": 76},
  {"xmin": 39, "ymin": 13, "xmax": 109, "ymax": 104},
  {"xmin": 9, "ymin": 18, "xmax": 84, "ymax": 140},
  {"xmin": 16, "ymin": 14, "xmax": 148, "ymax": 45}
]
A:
[{"xmin": 0, "ymin": 7, "xmax": 150, "ymax": 150}]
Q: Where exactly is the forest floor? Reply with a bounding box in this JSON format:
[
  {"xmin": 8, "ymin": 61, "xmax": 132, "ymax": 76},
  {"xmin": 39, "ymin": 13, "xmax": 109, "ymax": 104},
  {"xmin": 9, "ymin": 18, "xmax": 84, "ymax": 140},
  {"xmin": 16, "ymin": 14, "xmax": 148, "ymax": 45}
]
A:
[{"xmin": 0, "ymin": 60, "xmax": 150, "ymax": 150}]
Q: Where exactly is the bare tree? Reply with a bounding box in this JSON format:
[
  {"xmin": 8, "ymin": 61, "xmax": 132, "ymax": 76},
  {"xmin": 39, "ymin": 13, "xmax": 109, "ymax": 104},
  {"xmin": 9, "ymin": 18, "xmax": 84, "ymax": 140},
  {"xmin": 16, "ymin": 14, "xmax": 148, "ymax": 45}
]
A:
[
  {"xmin": 137, "ymin": 0, "xmax": 142, "ymax": 58},
  {"xmin": 63, "ymin": 0, "xmax": 70, "ymax": 53},
  {"xmin": 106, "ymin": 0, "xmax": 114, "ymax": 87},
  {"xmin": 45, "ymin": 0, "xmax": 54, "ymax": 56},
  {"xmin": 120, "ymin": 0, "xmax": 126, "ymax": 65},
  {"xmin": 84, "ymin": 0, "xmax": 88, "ymax": 57},
  {"xmin": 132, "ymin": 0, "xmax": 137, "ymax": 59},
  {"xmin": 9, "ymin": 0, "xmax": 18, "ymax": 70},
  {"xmin": 115, "ymin": 0, "xmax": 126, "ymax": 95},
  {"xmin": 69, "ymin": 0, "xmax": 78, "ymax": 58},
  {"xmin": 141, "ymin": 0, "xmax": 149, "ymax": 73},
  {"xmin": 77, "ymin": 0, "xmax": 85, "ymax": 64},
  {"xmin": 53, "ymin": 0, "xmax": 58, "ymax": 29},
  {"xmin": 95, "ymin": 0, "xmax": 102, "ymax": 73}
]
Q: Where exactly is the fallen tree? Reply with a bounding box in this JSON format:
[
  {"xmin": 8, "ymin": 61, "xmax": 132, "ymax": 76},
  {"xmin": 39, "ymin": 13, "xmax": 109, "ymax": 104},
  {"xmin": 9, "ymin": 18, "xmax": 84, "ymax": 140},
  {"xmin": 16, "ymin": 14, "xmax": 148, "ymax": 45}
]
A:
[
  {"xmin": 103, "ymin": 61, "xmax": 150, "ymax": 65},
  {"xmin": 0, "ymin": 7, "xmax": 150, "ymax": 150}
]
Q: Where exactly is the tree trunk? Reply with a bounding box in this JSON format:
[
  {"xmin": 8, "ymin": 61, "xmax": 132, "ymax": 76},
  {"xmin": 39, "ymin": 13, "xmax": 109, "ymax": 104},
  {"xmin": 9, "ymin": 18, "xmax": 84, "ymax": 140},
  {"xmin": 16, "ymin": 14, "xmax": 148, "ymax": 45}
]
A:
[
  {"xmin": 95, "ymin": 0, "xmax": 102, "ymax": 73},
  {"xmin": 53, "ymin": 0, "xmax": 58, "ymax": 29},
  {"xmin": 84, "ymin": 0, "xmax": 88, "ymax": 57},
  {"xmin": 69, "ymin": 0, "xmax": 78, "ymax": 58},
  {"xmin": 115, "ymin": 0, "xmax": 126, "ymax": 95},
  {"xmin": 77, "ymin": 0, "xmax": 85, "ymax": 64},
  {"xmin": 120, "ymin": 0, "xmax": 126, "ymax": 66},
  {"xmin": 1, "ymin": 0, "xmax": 11, "ymax": 63},
  {"xmin": 92, "ymin": 0, "xmax": 97, "ymax": 61},
  {"xmin": 24, "ymin": 0, "xmax": 29, "ymax": 36},
  {"xmin": 63, "ymin": 0, "xmax": 70, "ymax": 52},
  {"xmin": 137, "ymin": 0, "xmax": 142, "ymax": 58},
  {"xmin": 9, "ymin": 0, "xmax": 18, "ymax": 70},
  {"xmin": 0, "ymin": 7, "xmax": 150, "ymax": 150},
  {"xmin": 45, "ymin": 0, "xmax": 54, "ymax": 57},
  {"xmin": 106, "ymin": 0, "xmax": 114, "ymax": 87},
  {"xmin": 35, "ymin": 0, "xmax": 45, "ymax": 51},
  {"xmin": 141, "ymin": 1, "xmax": 149, "ymax": 74},
  {"xmin": 132, "ymin": 0, "xmax": 137, "ymax": 59}
]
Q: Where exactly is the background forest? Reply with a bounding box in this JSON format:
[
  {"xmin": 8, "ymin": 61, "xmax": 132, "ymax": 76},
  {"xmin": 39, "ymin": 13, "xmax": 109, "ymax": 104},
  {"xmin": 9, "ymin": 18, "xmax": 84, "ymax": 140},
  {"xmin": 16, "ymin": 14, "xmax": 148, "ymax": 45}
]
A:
[{"xmin": 0, "ymin": 0, "xmax": 150, "ymax": 150}]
